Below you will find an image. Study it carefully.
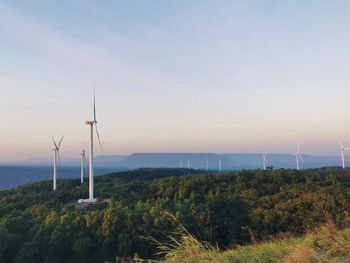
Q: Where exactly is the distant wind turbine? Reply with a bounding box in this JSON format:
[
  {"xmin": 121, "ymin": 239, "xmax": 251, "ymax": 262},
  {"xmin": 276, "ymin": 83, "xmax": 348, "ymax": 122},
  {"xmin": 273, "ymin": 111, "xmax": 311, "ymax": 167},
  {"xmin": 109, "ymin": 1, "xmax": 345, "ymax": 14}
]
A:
[
  {"xmin": 80, "ymin": 148, "xmax": 88, "ymax": 184},
  {"xmin": 82, "ymin": 88, "xmax": 102, "ymax": 203},
  {"xmin": 340, "ymin": 142, "xmax": 350, "ymax": 169},
  {"xmin": 262, "ymin": 151, "xmax": 268, "ymax": 170},
  {"xmin": 52, "ymin": 135, "xmax": 64, "ymax": 191},
  {"xmin": 296, "ymin": 144, "xmax": 303, "ymax": 171}
]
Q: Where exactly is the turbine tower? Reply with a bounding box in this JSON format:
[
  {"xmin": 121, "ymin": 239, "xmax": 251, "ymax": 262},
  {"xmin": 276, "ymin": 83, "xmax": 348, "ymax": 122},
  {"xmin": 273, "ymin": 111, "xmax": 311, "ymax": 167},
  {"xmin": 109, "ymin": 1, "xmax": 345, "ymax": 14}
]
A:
[
  {"xmin": 296, "ymin": 144, "xmax": 303, "ymax": 171},
  {"xmin": 52, "ymin": 135, "xmax": 64, "ymax": 191},
  {"xmin": 85, "ymin": 89, "xmax": 101, "ymax": 202},
  {"xmin": 340, "ymin": 142, "xmax": 350, "ymax": 169},
  {"xmin": 80, "ymin": 148, "xmax": 88, "ymax": 184},
  {"xmin": 262, "ymin": 151, "xmax": 268, "ymax": 170},
  {"xmin": 341, "ymin": 142, "xmax": 346, "ymax": 169}
]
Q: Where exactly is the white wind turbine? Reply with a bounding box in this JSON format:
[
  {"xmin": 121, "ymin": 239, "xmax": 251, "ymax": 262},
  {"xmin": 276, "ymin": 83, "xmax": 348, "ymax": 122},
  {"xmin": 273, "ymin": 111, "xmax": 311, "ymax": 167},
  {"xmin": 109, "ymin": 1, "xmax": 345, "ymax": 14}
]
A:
[
  {"xmin": 262, "ymin": 151, "xmax": 268, "ymax": 170},
  {"xmin": 52, "ymin": 135, "xmax": 64, "ymax": 191},
  {"xmin": 296, "ymin": 144, "xmax": 303, "ymax": 171},
  {"xmin": 80, "ymin": 89, "xmax": 101, "ymax": 203},
  {"xmin": 80, "ymin": 148, "xmax": 88, "ymax": 184},
  {"xmin": 339, "ymin": 142, "xmax": 350, "ymax": 169}
]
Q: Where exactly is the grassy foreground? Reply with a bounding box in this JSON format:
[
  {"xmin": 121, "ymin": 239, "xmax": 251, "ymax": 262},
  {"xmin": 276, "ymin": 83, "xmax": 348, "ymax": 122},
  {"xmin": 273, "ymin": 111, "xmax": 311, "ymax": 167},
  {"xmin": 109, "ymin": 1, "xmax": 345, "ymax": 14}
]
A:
[{"xmin": 158, "ymin": 223, "xmax": 350, "ymax": 263}]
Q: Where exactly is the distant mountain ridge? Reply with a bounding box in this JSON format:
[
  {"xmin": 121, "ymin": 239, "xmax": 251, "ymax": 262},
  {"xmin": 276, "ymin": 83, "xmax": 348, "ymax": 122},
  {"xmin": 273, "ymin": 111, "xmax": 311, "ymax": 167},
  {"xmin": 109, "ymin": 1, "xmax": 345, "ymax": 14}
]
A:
[
  {"xmin": 3, "ymin": 155, "xmax": 129, "ymax": 167},
  {"xmin": 116, "ymin": 153, "xmax": 342, "ymax": 170},
  {"xmin": 116, "ymin": 153, "xmax": 227, "ymax": 169},
  {"xmin": 1, "ymin": 153, "xmax": 343, "ymax": 170},
  {"xmin": 0, "ymin": 153, "xmax": 344, "ymax": 190}
]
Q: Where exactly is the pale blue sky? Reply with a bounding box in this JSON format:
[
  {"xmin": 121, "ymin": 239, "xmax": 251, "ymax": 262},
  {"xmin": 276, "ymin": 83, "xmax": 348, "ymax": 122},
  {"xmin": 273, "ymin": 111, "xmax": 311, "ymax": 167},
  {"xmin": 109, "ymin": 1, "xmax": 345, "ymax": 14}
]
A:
[{"xmin": 1, "ymin": 1, "xmax": 350, "ymax": 161}]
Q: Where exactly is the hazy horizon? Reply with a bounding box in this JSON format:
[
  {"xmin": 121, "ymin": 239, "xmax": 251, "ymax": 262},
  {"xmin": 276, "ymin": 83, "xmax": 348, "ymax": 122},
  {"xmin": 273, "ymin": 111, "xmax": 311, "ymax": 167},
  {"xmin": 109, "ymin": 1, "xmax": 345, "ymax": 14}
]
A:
[
  {"xmin": 0, "ymin": 151, "xmax": 344, "ymax": 165},
  {"xmin": 2, "ymin": 1, "xmax": 350, "ymax": 161}
]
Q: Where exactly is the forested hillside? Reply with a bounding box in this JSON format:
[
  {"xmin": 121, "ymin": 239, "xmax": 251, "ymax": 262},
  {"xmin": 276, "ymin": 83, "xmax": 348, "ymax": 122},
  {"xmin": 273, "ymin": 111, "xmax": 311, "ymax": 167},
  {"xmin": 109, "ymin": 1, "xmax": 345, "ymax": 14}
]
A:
[{"xmin": 0, "ymin": 168, "xmax": 349, "ymax": 263}]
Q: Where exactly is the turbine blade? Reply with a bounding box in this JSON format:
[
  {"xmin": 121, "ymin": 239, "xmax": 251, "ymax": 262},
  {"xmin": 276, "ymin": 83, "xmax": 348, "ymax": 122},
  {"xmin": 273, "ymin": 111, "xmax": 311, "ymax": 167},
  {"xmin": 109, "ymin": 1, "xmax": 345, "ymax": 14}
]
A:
[
  {"xmin": 58, "ymin": 134, "xmax": 65, "ymax": 148},
  {"xmin": 83, "ymin": 155, "xmax": 88, "ymax": 174},
  {"xmin": 93, "ymin": 87, "xmax": 96, "ymax": 122},
  {"xmin": 298, "ymin": 153, "xmax": 303, "ymax": 162},
  {"xmin": 83, "ymin": 155, "xmax": 88, "ymax": 167},
  {"xmin": 95, "ymin": 124, "xmax": 102, "ymax": 150},
  {"xmin": 52, "ymin": 137, "xmax": 58, "ymax": 149},
  {"xmin": 57, "ymin": 150, "xmax": 61, "ymax": 165}
]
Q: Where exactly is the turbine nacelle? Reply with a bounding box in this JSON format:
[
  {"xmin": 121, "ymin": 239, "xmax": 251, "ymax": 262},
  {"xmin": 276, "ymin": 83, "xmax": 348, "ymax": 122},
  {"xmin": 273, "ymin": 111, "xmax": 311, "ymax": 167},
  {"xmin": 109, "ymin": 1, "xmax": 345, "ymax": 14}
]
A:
[{"xmin": 85, "ymin": 120, "xmax": 97, "ymax": 125}]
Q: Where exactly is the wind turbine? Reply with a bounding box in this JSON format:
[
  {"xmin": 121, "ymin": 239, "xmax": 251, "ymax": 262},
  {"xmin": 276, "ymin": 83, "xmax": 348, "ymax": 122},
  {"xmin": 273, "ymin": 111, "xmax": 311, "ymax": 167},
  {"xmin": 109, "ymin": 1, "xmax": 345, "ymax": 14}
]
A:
[
  {"xmin": 84, "ymin": 89, "xmax": 101, "ymax": 202},
  {"xmin": 52, "ymin": 135, "xmax": 64, "ymax": 191},
  {"xmin": 296, "ymin": 144, "xmax": 303, "ymax": 171},
  {"xmin": 80, "ymin": 148, "xmax": 88, "ymax": 184},
  {"xmin": 339, "ymin": 142, "xmax": 350, "ymax": 169},
  {"xmin": 262, "ymin": 151, "xmax": 268, "ymax": 170},
  {"xmin": 341, "ymin": 142, "xmax": 346, "ymax": 169}
]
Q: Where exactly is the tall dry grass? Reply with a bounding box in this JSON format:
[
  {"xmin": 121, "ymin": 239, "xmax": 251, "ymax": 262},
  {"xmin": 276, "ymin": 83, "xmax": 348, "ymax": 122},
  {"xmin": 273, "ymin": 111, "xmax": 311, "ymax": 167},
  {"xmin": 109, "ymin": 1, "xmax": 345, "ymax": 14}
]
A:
[
  {"xmin": 155, "ymin": 220, "xmax": 350, "ymax": 263},
  {"xmin": 143, "ymin": 207, "xmax": 350, "ymax": 263},
  {"xmin": 284, "ymin": 222, "xmax": 350, "ymax": 263},
  {"xmin": 140, "ymin": 212, "xmax": 225, "ymax": 263}
]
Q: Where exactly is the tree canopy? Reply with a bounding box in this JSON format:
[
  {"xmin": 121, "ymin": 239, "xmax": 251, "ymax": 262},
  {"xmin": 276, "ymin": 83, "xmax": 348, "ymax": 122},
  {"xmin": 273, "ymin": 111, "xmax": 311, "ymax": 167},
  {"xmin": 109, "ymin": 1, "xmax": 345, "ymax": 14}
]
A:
[{"xmin": 0, "ymin": 167, "xmax": 349, "ymax": 262}]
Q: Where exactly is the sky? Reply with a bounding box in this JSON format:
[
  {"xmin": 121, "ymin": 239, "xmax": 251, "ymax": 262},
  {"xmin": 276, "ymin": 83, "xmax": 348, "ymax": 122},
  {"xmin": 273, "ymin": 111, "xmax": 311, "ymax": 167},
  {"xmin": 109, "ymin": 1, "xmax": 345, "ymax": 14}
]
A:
[{"xmin": 1, "ymin": 0, "xmax": 350, "ymax": 162}]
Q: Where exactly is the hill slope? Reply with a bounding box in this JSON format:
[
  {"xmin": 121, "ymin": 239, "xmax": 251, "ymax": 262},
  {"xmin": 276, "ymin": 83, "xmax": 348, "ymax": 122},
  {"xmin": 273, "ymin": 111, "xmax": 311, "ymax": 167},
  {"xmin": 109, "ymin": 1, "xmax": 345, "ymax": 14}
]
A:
[{"xmin": 0, "ymin": 167, "xmax": 350, "ymax": 262}]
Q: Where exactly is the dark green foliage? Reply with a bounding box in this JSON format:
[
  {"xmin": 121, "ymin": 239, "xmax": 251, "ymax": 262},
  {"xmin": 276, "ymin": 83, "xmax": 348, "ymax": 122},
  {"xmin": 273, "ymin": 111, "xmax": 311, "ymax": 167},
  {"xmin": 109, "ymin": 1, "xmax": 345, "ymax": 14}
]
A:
[{"xmin": 0, "ymin": 167, "xmax": 349, "ymax": 262}]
